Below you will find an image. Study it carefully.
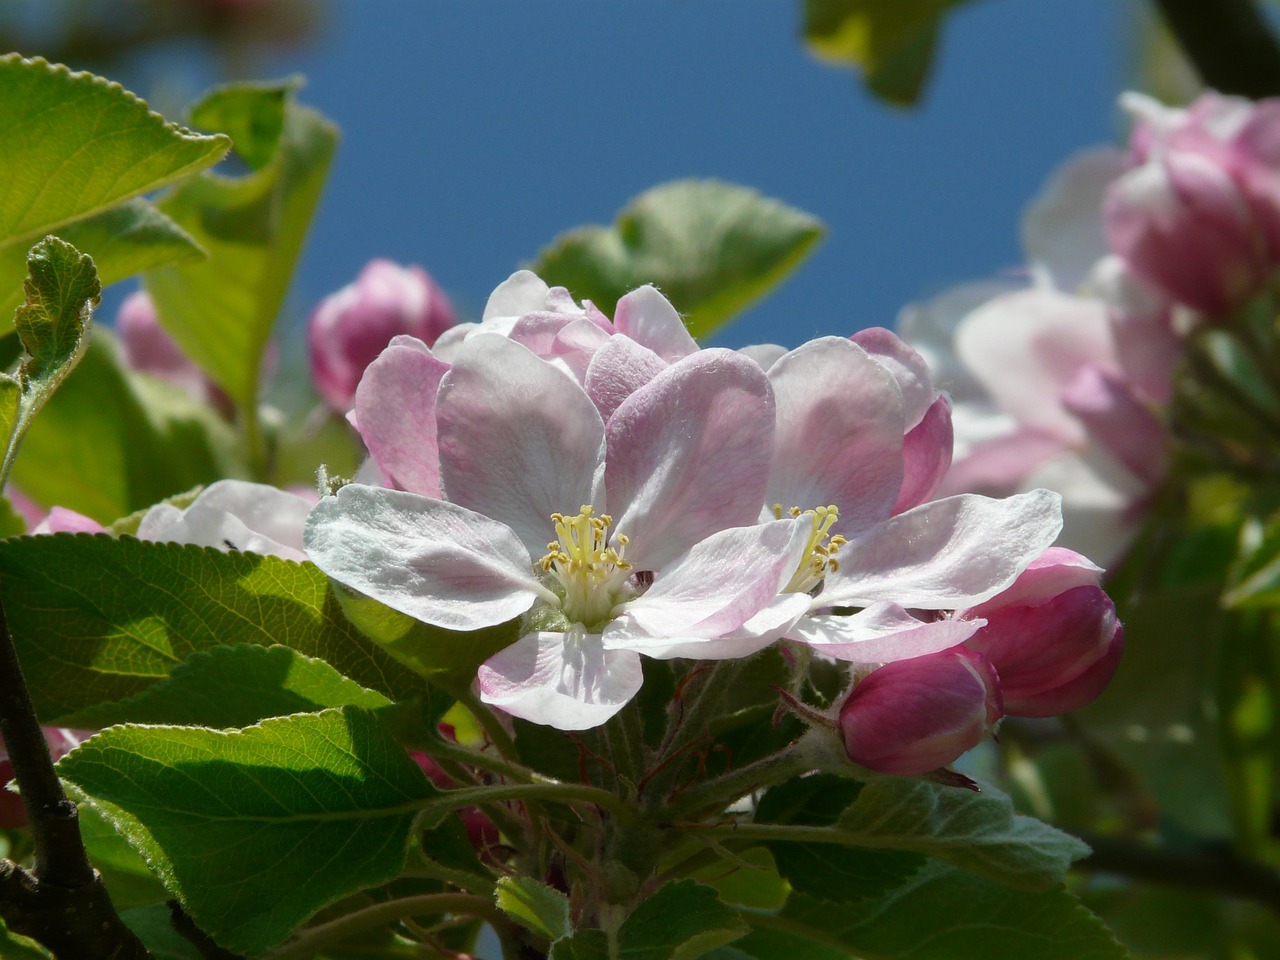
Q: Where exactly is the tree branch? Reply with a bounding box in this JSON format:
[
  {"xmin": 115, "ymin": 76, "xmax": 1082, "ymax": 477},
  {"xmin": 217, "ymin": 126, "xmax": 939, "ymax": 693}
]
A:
[
  {"xmin": 1153, "ymin": 0, "xmax": 1280, "ymax": 98},
  {"xmin": 1075, "ymin": 832, "xmax": 1280, "ymax": 915},
  {"xmin": 0, "ymin": 597, "xmax": 153, "ymax": 958}
]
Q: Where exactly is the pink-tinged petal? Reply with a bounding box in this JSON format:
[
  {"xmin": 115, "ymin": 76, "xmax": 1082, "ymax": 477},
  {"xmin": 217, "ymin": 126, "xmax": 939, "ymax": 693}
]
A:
[
  {"xmin": 478, "ymin": 630, "xmax": 643, "ymax": 730},
  {"xmin": 607, "ymin": 349, "xmax": 775, "ymax": 569},
  {"xmin": 606, "ymin": 518, "xmax": 810, "ymax": 645},
  {"xmin": 7, "ymin": 487, "xmax": 44, "ymax": 530},
  {"xmin": 790, "ymin": 603, "xmax": 983, "ymax": 663},
  {"xmin": 823, "ymin": 490, "xmax": 1064, "ymax": 610},
  {"xmin": 33, "ymin": 507, "xmax": 106, "ymax": 535},
  {"xmin": 965, "ymin": 546, "xmax": 1101, "ymax": 615},
  {"xmin": 136, "ymin": 480, "xmax": 312, "ymax": 559},
  {"xmin": 1003, "ymin": 624, "xmax": 1123, "ymax": 717},
  {"xmin": 584, "ymin": 334, "xmax": 668, "ymax": 421},
  {"xmin": 612, "ymin": 593, "xmax": 813, "ymax": 661},
  {"xmin": 354, "ymin": 338, "xmax": 449, "ymax": 497},
  {"xmin": 893, "ymin": 395, "xmax": 954, "ymax": 515},
  {"xmin": 510, "ymin": 313, "xmax": 611, "ymax": 383},
  {"xmin": 939, "ymin": 428, "xmax": 1067, "ymax": 498},
  {"xmin": 739, "ymin": 343, "xmax": 788, "ymax": 371},
  {"xmin": 767, "ymin": 337, "xmax": 904, "ymax": 530},
  {"xmin": 1089, "ymin": 255, "xmax": 1182, "ymax": 405},
  {"xmin": 305, "ymin": 484, "xmax": 544, "ymax": 631},
  {"xmin": 437, "ymin": 335, "xmax": 605, "ymax": 556},
  {"xmin": 1022, "ymin": 147, "xmax": 1131, "ymax": 293},
  {"xmin": 850, "ymin": 327, "xmax": 935, "ymax": 429},
  {"xmin": 956, "ymin": 288, "xmax": 1116, "ymax": 444},
  {"xmin": 1060, "ymin": 365, "xmax": 1168, "ymax": 487},
  {"xmin": 483, "ymin": 270, "xmax": 551, "ymax": 321},
  {"xmin": 612, "ymin": 285, "xmax": 698, "ymax": 361}
]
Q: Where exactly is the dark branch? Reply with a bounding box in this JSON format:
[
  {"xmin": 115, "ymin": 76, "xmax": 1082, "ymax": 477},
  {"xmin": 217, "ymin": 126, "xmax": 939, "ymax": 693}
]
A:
[
  {"xmin": 1153, "ymin": 0, "xmax": 1280, "ymax": 99},
  {"xmin": 170, "ymin": 901, "xmax": 245, "ymax": 960},
  {"xmin": 0, "ymin": 598, "xmax": 152, "ymax": 958},
  {"xmin": 1076, "ymin": 832, "xmax": 1280, "ymax": 915}
]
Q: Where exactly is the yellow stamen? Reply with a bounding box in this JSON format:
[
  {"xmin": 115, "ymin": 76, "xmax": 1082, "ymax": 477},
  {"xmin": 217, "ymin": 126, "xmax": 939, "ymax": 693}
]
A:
[
  {"xmin": 781, "ymin": 504, "xmax": 845, "ymax": 594},
  {"xmin": 537, "ymin": 505, "xmax": 633, "ymax": 629}
]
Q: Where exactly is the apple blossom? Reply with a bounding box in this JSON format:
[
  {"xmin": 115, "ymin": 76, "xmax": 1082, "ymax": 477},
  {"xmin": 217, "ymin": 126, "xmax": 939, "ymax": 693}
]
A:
[
  {"xmin": 136, "ymin": 479, "xmax": 314, "ymax": 561},
  {"xmin": 117, "ymin": 290, "xmax": 228, "ymax": 411},
  {"xmin": 838, "ymin": 647, "xmax": 1002, "ymax": 777},
  {"xmin": 309, "ymin": 259, "xmax": 457, "ymax": 411}
]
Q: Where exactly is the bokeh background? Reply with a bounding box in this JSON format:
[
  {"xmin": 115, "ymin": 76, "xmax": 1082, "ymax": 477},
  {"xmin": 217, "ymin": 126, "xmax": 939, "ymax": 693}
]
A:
[{"xmin": 3, "ymin": 0, "xmax": 1162, "ymax": 346}]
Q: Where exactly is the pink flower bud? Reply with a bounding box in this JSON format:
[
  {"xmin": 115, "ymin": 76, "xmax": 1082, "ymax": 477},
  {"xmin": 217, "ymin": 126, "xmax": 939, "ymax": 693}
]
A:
[
  {"xmin": 117, "ymin": 291, "xmax": 230, "ymax": 413},
  {"xmin": 308, "ymin": 260, "xmax": 458, "ymax": 411},
  {"xmin": 1104, "ymin": 150, "xmax": 1270, "ymax": 315},
  {"xmin": 838, "ymin": 648, "xmax": 1002, "ymax": 777},
  {"xmin": 962, "ymin": 549, "xmax": 1123, "ymax": 717},
  {"xmin": 32, "ymin": 507, "xmax": 107, "ymax": 535}
]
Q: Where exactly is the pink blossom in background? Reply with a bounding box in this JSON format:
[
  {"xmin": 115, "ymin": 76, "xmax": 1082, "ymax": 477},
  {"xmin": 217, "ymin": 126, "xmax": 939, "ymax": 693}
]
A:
[
  {"xmin": 838, "ymin": 647, "xmax": 1002, "ymax": 777},
  {"xmin": 117, "ymin": 290, "xmax": 229, "ymax": 413},
  {"xmin": 309, "ymin": 259, "xmax": 457, "ymax": 411}
]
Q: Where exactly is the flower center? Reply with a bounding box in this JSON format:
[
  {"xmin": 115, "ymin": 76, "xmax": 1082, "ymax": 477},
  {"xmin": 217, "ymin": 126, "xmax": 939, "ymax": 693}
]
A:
[
  {"xmin": 538, "ymin": 505, "xmax": 634, "ymax": 630},
  {"xmin": 773, "ymin": 503, "xmax": 847, "ymax": 595}
]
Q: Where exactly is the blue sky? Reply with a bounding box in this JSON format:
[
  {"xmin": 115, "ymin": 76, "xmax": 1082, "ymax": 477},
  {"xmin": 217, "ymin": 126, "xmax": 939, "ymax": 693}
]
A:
[{"xmin": 109, "ymin": 0, "xmax": 1146, "ymax": 348}]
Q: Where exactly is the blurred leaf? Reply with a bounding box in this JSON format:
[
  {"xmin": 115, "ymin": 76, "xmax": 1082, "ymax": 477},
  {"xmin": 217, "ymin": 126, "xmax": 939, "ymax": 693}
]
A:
[
  {"xmin": 0, "ymin": 920, "xmax": 52, "ymax": 960},
  {"xmin": 58, "ymin": 707, "xmax": 435, "ymax": 956},
  {"xmin": 495, "ymin": 877, "xmax": 572, "ymax": 941},
  {"xmin": 0, "ymin": 534, "xmax": 421, "ymax": 723},
  {"xmin": 534, "ymin": 179, "xmax": 823, "ymax": 340},
  {"xmin": 145, "ymin": 80, "xmax": 337, "ymax": 410},
  {"xmin": 0, "ymin": 54, "xmax": 227, "ymax": 330},
  {"xmin": 0, "ymin": 492, "xmax": 24, "ymax": 536},
  {"xmin": 803, "ymin": 0, "xmax": 976, "ymax": 106},
  {"xmin": 1227, "ymin": 510, "xmax": 1280, "ymax": 607},
  {"xmin": 79, "ymin": 803, "xmax": 170, "ymax": 911},
  {"xmin": 10, "ymin": 329, "xmax": 240, "ymax": 522},
  {"xmin": 118, "ymin": 905, "xmax": 203, "ymax": 960},
  {"xmin": 68, "ymin": 643, "xmax": 392, "ymax": 729},
  {"xmin": 739, "ymin": 862, "xmax": 1128, "ymax": 960}
]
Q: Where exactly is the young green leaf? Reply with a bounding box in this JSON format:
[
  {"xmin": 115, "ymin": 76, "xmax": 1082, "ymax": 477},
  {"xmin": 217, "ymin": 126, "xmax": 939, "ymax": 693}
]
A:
[
  {"xmin": 803, "ymin": 0, "xmax": 976, "ymax": 106},
  {"xmin": 144, "ymin": 80, "xmax": 338, "ymax": 413},
  {"xmin": 738, "ymin": 861, "xmax": 1129, "ymax": 960},
  {"xmin": 0, "ymin": 55, "xmax": 228, "ymax": 257},
  {"xmin": 9, "ymin": 329, "xmax": 241, "ymax": 522},
  {"xmin": 67, "ymin": 644, "xmax": 393, "ymax": 729},
  {"xmin": 534, "ymin": 179, "xmax": 824, "ymax": 340},
  {"xmin": 0, "ymin": 534, "xmax": 421, "ymax": 723},
  {"xmin": 495, "ymin": 876, "xmax": 573, "ymax": 941},
  {"xmin": 57, "ymin": 707, "xmax": 436, "ymax": 956}
]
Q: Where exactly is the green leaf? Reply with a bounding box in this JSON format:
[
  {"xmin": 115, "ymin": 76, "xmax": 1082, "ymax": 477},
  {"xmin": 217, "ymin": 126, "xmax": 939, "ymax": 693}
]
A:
[
  {"xmin": 693, "ymin": 847, "xmax": 790, "ymax": 911},
  {"xmin": 57, "ymin": 707, "xmax": 435, "ymax": 956},
  {"xmin": 0, "ymin": 920, "xmax": 52, "ymax": 960},
  {"xmin": 9, "ymin": 329, "xmax": 241, "ymax": 522},
  {"xmin": 119, "ymin": 905, "xmax": 203, "ymax": 960},
  {"xmin": 739, "ymin": 862, "xmax": 1129, "ymax": 960},
  {"xmin": 332, "ymin": 582, "xmax": 520, "ymax": 693},
  {"xmin": 0, "ymin": 201, "xmax": 206, "ymax": 320},
  {"xmin": 803, "ymin": 0, "xmax": 975, "ymax": 106},
  {"xmin": 834, "ymin": 779, "xmax": 1090, "ymax": 890},
  {"xmin": 144, "ymin": 80, "xmax": 338, "ymax": 410},
  {"xmin": 549, "ymin": 930, "xmax": 610, "ymax": 960},
  {"xmin": 69, "ymin": 644, "xmax": 393, "ymax": 729},
  {"xmin": 533, "ymin": 180, "xmax": 824, "ymax": 340},
  {"xmin": 617, "ymin": 880, "xmax": 748, "ymax": 960},
  {"xmin": 0, "ymin": 493, "xmax": 25, "ymax": 537},
  {"xmin": 0, "ymin": 534, "xmax": 421, "ymax": 723},
  {"xmin": 1, "ymin": 237, "xmax": 100, "ymax": 489},
  {"xmin": 0, "ymin": 55, "xmax": 228, "ymax": 254},
  {"xmin": 495, "ymin": 876, "xmax": 573, "ymax": 941},
  {"xmin": 1227, "ymin": 511, "xmax": 1280, "ymax": 607},
  {"xmin": 79, "ymin": 803, "xmax": 170, "ymax": 910}
]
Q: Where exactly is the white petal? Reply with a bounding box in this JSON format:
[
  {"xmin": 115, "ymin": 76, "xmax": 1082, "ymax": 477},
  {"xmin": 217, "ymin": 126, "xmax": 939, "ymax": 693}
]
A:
[
  {"xmin": 483, "ymin": 270, "xmax": 551, "ymax": 321},
  {"xmin": 304, "ymin": 484, "xmax": 544, "ymax": 631},
  {"xmin": 606, "ymin": 592, "xmax": 810, "ymax": 660},
  {"xmin": 823, "ymin": 490, "xmax": 1064, "ymax": 609},
  {"xmin": 790, "ymin": 603, "xmax": 983, "ymax": 662},
  {"xmin": 478, "ymin": 630, "xmax": 643, "ymax": 730},
  {"xmin": 612, "ymin": 285, "xmax": 698, "ymax": 361}
]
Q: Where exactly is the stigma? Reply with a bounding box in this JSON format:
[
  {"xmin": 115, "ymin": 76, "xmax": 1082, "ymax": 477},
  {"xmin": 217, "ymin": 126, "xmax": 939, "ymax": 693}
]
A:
[
  {"xmin": 773, "ymin": 503, "xmax": 847, "ymax": 595},
  {"xmin": 538, "ymin": 506, "xmax": 633, "ymax": 630}
]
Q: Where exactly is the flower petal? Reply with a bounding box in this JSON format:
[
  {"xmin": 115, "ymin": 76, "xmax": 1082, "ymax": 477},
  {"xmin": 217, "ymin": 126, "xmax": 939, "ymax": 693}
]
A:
[
  {"xmin": 483, "ymin": 270, "xmax": 551, "ymax": 321},
  {"xmin": 304, "ymin": 484, "xmax": 543, "ymax": 631},
  {"xmin": 893, "ymin": 394, "xmax": 954, "ymax": 514},
  {"xmin": 607, "ymin": 349, "xmax": 775, "ymax": 569},
  {"xmin": 607, "ymin": 517, "xmax": 810, "ymax": 642},
  {"xmin": 354, "ymin": 337, "xmax": 449, "ymax": 497},
  {"xmin": 612, "ymin": 285, "xmax": 698, "ymax": 361},
  {"xmin": 823, "ymin": 490, "xmax": 1064, "ymax": 609},
  {"xmin": 790, "ymin": 603, "xmax": 983, "ymax": 663},
  {"xmin": 509, "ymin": 313, "xmax": 611, "ymax": 383},
  {"xmin": 850, "ymin": 327, "xmax": 935, "ymax": 429},
  {"xmin": 478, "ymin": 630, "xmax": 643, "ymax": 730},
  {"xmin": 606, "ymin": 593, "xmax": 811, "ymax": 661},
  {"xmin": 584, "ymin": 333, "xmax": 668, "ymax": 421},
  {"xmin": 437, "ymin": 335, "xmax": 605, "ymax": 556},
  {"xmin": 767, "ymin": 337, "xmax": 904, "ymax": 531}
]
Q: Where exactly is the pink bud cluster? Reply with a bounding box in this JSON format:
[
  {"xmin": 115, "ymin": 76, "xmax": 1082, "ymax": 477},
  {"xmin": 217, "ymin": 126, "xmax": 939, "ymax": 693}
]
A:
[
  {"xmin": 838, "ymin": 547, "xmax": 1122, "ymax": 776},
  {"xmin": 1106, "ymin": 92, "xmax": 1280, "ymax": 317},
  {"xmin": 308, "ymin": 259, "xmax": 457, "ymax": 411}
]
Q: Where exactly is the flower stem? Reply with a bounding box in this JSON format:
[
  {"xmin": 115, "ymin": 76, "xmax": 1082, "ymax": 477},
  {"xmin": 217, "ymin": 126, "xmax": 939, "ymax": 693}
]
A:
[
  {"xmin": 662, "ymin": 735, "xmax": 816, "ymax": 822},
  {"xmin": 424, "ymin": 781, "xmax": 635, "ymax": 823}
]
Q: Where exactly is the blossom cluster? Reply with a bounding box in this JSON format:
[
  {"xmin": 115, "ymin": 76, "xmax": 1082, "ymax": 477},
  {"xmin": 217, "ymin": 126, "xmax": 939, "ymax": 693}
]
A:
[{"xmin": 904, "ymin": 91, "xmax": 1280, "ymax": 566}]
